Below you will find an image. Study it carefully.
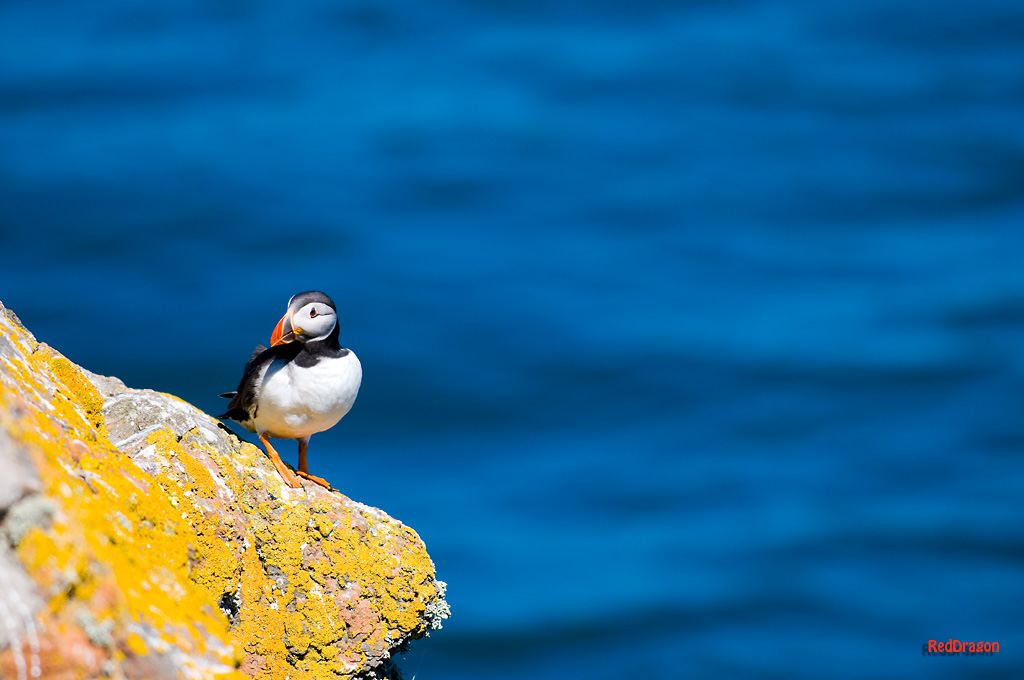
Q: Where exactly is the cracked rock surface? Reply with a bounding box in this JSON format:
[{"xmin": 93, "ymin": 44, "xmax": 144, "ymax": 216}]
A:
[{"xmin": 0, "ymin": 301, "xmax": 448, "ymax": 680}]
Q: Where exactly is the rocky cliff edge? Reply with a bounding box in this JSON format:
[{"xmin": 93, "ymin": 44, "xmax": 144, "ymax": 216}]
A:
[{"xmin": 0, "ymin": 301, "xmax": 448, "ymax": 680}]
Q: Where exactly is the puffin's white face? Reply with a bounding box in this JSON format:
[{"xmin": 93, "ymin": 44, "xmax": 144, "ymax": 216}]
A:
[
  {"xmin": 291, "ymin": 301, "xmax": 337, "ymax": 341},
  {"xmin": 271, "ymin": 300, "xmax": 337, "ymax": 346}
]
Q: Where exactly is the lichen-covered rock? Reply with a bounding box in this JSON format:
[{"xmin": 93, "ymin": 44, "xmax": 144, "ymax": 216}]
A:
[{"xmin": 0, "ymin": 301, "xmax": 448, "ymax": 680}]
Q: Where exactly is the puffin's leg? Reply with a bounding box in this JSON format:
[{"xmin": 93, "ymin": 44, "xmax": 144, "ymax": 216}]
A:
[
  {"xmin": 297, "ymin": 436, "xmax": 310, "ymax": 474},
  {"xmin": 295, "ymin": 436, "xmax": 332, "ymax": 490},
  {"xmin": 258, "ymin": 432, "xmax": 302, "ymax": 488}
]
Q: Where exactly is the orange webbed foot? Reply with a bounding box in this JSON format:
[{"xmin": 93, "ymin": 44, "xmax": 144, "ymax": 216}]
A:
[{"xmin": 296, "ymin": 469, "xmax": 334, "ymax": 491}]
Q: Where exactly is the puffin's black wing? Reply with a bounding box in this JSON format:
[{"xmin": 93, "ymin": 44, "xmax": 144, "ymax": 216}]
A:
[{"xmin": 218, "ymin": 344, "xmax": 294, "ymax": 422}]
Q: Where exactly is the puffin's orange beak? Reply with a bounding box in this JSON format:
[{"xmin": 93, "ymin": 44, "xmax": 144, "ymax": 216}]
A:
[{"xmin": 271, "ymin": 311, "xmax": 296, "ymax": 346}]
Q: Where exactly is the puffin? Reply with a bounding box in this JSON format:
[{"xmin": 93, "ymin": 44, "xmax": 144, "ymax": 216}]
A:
[{"xmin": 218, "ymin": 291, "xmax": 362, "ymax": 490}]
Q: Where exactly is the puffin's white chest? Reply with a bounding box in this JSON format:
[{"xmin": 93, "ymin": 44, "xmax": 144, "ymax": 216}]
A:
[{"xmin": 253, "ymin": 351, "xmax": 361, "ymax": 439}]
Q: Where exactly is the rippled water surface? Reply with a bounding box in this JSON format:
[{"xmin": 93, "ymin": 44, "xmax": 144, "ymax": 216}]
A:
[{"xmin": 2, "ymin": 1, "xmax": 1023, "ymax": 678}]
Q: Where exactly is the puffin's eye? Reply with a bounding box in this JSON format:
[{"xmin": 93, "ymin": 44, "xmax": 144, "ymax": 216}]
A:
[{"xmin": 309, "ymin": 308, "xmax": 318, "ymax": 318}]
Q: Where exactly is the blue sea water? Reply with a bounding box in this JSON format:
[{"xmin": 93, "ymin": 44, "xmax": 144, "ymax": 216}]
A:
[{"xmin": 2, "ymin": 1, "xmax": 1023, "ymax": 678}]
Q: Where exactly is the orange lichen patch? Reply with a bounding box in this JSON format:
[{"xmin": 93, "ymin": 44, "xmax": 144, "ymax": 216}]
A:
[{"xmin": 0, "ymin": 625, "xmax": 107, "ymax": 680}]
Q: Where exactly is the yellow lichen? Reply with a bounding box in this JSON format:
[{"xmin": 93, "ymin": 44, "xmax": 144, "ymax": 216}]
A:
[
  {"xmin": 1, "ymin": 318, "xmax": 244, "ymax": 679},
  {"xmin": 37, "ymin": 348, "xmax": 108, "ymax": 438},
  {"xmin": 0, "ymin": 305, "xmax": 444, "ymax": 680},
  {"xmin": 125, "ymin": 632, "xmax": 148, "ymax": 656}
]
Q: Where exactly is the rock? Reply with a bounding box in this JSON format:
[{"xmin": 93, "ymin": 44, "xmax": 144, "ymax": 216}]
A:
[{"xmin": 0, "ymin": 301, "xmax": 449, "ymax": 680}]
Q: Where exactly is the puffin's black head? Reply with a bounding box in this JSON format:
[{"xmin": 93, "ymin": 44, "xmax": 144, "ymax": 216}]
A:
[
  {"xmin": 271, "ymin": 291, "xmax": 339, "ymax": 346},
  {"xmin": 288, "ymin": 290, "xmax": 337, "ymax": 312}
]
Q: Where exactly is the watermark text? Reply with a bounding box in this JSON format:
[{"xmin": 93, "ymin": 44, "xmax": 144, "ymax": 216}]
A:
[{"xmin": 922, "ymin": 640, "xmax": 999, "ymax": 656}]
